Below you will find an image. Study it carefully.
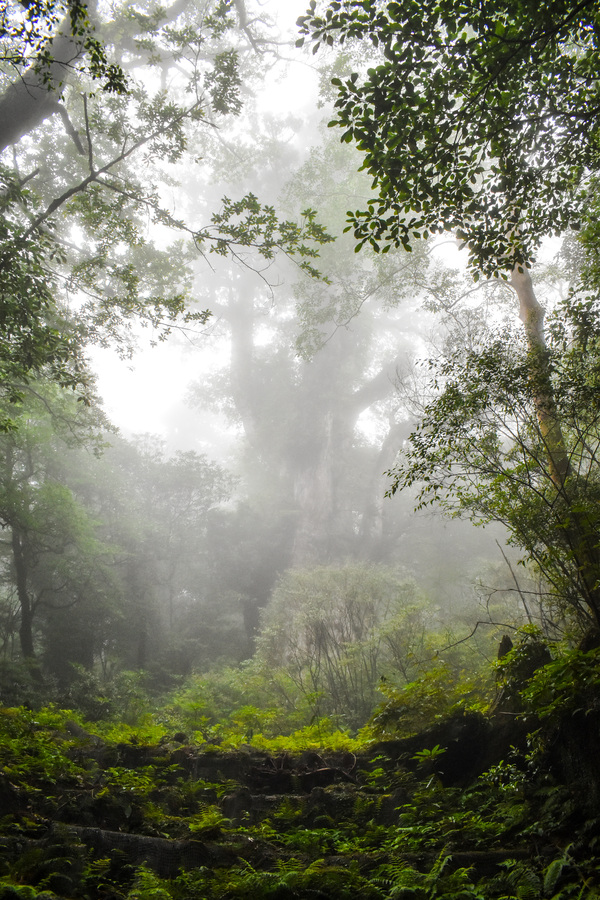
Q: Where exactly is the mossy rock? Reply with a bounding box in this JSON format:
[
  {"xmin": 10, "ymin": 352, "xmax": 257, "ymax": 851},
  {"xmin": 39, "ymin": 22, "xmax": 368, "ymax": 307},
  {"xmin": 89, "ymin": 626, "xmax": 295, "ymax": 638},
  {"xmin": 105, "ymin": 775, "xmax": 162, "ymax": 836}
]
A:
[{"xmin": 0, "ymin": 885, "xmax": 38, "ymax": 900}]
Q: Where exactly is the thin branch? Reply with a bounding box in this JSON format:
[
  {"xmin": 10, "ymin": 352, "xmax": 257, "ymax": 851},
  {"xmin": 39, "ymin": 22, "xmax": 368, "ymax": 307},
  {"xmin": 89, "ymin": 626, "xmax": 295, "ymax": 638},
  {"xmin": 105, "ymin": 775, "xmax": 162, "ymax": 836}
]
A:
[
  {"xmin": 54, "ymin": 101, "xmax": 85, "ymax": 154},
  {"xmin": 17, "ymin": 167, "xmax": 40, "ymax": 189},
  {"xmin": 495, "ymin": 540, "xmax": 533, "ymax": 623},
  {"xmin": 21, "ymin": 100, "xmax": 204, "ymax": 241},
  {"xmin": 438, "ymin": 619, "xmax": 519, "ymax": 653}
]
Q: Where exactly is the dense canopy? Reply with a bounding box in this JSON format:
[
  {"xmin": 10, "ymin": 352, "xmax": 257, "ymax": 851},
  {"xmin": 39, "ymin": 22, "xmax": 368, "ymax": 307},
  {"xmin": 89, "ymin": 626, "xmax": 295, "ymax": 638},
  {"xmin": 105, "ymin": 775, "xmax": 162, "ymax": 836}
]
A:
[{"xmin": 298, "ymin": 0, "xmax": 600, "ymax": 275}]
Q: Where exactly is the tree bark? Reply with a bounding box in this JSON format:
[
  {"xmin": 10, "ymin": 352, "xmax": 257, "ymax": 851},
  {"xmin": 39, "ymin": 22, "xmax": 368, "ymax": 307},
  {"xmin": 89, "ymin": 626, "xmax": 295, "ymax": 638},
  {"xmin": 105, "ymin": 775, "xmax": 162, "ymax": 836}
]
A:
[
  {"xmin": 12, "ymin": 526, "xmax": 35, "ymax": 658},
  {"xmin": 0, "ymin": 9, "xmax": 88, "ymax": 153},
  {"xmin": 511, "ymin": 265, "xmax": 600, "ymax": 625},
  {"xmin": 510, "ymin": 265, "xmax": 570, "ymax": 488}
]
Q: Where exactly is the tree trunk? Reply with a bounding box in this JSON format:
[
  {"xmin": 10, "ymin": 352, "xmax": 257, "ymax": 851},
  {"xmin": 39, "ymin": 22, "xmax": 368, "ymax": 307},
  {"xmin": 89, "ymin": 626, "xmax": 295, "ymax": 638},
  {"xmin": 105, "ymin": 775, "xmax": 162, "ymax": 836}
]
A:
[
  {"xmin": 358, "ymin": 419, "xmax": 412, "ymax": 559},
  {"xmin": 223, "ymin": 288, "xmax": 413, "ymax": 568},
  {"xmin": 510, "ymin": 266, "xmax": 570, "ymax": 488},
  {"xmin": 511, "ymin": 266, "xmax": 600, "ymax": 625},
  {"xmin": 0, "ymin": 7, "xmax": 88, "ymax": 153},
  {"xmin": 12, "ymin": 526, "xmax": 35, "ymax": 659},
  {"xmin": 291, "ymin": 410, "xmax": 344, "ymax": 565}
]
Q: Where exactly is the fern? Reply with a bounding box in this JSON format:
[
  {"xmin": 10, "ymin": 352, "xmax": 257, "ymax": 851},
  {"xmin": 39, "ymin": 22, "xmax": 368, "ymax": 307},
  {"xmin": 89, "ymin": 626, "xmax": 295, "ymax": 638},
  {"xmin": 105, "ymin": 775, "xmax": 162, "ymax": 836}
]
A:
[
  {"xmin": 543, "ymin": 845, "xmax": 573, "ymax": 898},
  {"xmin": 127, "ymin": 865, "xmax": 172, "ymax": 900},
  {"xmin": 375, "ymin": 857, "xmax": 424, "ymax": 896},
  {"xmin": 491, "ymin": 859, "xmax": 542, "ymax": 900},
  {"xmin": 188, "ymin": 803, "xmax": 229, "ymax": 836}
]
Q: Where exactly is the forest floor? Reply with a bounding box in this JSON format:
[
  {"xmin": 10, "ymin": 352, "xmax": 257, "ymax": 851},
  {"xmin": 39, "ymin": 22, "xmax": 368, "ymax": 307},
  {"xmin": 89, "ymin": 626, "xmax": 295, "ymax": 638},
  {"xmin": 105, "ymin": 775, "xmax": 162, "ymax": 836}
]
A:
[{"xmin": 0, "ymin": 693, "xmax": 599, "ymax": 900}]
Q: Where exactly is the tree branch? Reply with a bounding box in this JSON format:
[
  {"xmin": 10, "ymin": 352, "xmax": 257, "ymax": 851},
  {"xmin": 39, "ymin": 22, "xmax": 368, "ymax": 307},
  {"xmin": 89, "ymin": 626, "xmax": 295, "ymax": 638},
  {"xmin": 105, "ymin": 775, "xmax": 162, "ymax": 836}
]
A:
[{"xmin": 20, "ymin": 100, "xmax": 203, "ymax": 241}]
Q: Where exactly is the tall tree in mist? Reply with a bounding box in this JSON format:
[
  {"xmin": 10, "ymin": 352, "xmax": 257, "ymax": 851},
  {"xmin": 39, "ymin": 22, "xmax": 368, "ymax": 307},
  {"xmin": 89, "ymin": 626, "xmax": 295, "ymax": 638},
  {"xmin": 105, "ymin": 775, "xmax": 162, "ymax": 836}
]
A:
[
  {"xmin": 0, "ymin": 392, "xmax": 235, "ymax": 675},
  {"xmin": 0, "ymin": 385, "xmax": 114, "ymax": 664},
  {"xmin": 299, "ymin": 0, "xmax": 600, "ymax": 628},
  {"xmin": 188, "ymin": 128, "xmax": 439, "ymax": 582},
  {"xmin": 92, "ymin": 436, "xmax": 234, "ymax": 674}
]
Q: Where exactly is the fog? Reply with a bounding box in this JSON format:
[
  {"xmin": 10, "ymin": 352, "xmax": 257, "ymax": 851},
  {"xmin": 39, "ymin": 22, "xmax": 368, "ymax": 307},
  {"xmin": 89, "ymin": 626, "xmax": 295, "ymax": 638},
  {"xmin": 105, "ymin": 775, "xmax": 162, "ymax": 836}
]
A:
[
  {"xmin": 91, "ymin": 0, "xmax": 323, "ymax": 448},
  {"xmin": 0, "ymin": 0, "xmax": 539, "ymax": 709},
  {"xmin": 2, "ymin": 7, "xmax": 598, "ymax": 895}
]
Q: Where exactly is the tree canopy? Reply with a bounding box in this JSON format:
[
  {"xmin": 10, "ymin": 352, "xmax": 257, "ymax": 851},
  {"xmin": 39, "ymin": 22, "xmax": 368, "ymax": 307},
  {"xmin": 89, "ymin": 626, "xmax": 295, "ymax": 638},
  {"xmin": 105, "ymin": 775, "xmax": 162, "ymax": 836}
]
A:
[
  {"xmin": 298, "ymin": 0, "xmax": 600, "ymax": 276},
  {"xmin": 0, "ymin": 0, "xmax": 332, "ymax": 428}
]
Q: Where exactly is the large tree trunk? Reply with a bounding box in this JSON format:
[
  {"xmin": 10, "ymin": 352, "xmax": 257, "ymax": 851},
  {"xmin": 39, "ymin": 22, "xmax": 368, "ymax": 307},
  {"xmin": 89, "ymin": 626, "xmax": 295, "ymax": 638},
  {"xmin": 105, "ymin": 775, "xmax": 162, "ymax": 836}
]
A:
[
  {"xmin": 0, "ymin": 7, "xmax": 90, "ymax": 154},
  {"xmin": 291, "ymin": 409, "xmax": 350, "ymax": 565},
  {"xmin": 290, "ymin": 348, "xmax": 411, "ymax": 567},
  {"xmin": 222, "ymin": 287, "xmax": 412, "ymax": 569}
]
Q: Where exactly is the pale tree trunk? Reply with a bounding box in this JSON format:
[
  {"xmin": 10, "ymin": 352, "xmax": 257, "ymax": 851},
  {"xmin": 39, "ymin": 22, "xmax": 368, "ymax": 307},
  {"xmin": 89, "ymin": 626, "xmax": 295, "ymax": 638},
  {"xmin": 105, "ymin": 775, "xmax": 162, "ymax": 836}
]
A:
[
  {"xmin": 511, "ymin": 266, "xmax": 570, "ymax": 487},
  {"xmin": 511, "ymin": 265, "xmax": 600, "ymax": 625}
]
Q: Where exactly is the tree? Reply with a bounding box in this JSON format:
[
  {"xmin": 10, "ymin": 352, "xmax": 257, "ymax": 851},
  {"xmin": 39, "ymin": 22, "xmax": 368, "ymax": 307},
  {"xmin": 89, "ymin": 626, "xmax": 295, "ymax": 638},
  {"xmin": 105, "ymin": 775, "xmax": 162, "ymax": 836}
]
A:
[
  {"xmin": 93, "ymin": 435, "xmax": 235, "ymax": 675},
  {"xmin": 0, "ymin": 0, "xmax": 127, "ymax": 152},
  {"xmin": 299, "ymin": 0, "xmax": 600, "ymax": 627},
  {"xmin": 389, "ymin": 298, "xmax": 600, "ymax": 630},
  {"xmin": 255, "ymin": 564, "xmax": 430, "ymax": 728},
  {"xmin": 0, "ymin": 384, "xmax": 115, "ymax": 663},
  {"xmin": 0, "ymin": 0, "xmax": 331, "ymax": 417},
  {"xmin": 0, "ymin": 389, "xmax": 240, "ymax": 678},
  {"xmin": 188, "ymin": 124, "xmax": 435, "ymax": 582}
]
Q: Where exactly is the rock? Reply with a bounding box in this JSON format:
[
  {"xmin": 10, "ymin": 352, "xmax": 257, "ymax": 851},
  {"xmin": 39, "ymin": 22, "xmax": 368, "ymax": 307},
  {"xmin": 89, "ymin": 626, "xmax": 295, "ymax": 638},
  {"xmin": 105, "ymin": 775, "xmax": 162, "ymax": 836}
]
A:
[{"xmin": 221, "ymin": 788, "xmax": 253, "ymax": 826}]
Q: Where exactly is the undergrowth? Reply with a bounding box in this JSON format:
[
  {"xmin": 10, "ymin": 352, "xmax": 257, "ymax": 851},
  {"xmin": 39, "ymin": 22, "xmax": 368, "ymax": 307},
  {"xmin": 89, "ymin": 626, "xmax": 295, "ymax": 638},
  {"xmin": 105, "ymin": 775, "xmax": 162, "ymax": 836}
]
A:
[{"xmin": 2, "ymin": 638, "xmax": 600, "ymax": 899}]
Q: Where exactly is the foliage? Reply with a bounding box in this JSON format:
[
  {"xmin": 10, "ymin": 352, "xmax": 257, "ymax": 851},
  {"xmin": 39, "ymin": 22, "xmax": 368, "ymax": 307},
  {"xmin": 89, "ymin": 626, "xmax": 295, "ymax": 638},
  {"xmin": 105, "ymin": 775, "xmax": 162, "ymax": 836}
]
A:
[
  {"xmin": 0, "ymin": 0, "xmax": 127, "ymax": 95},
  {"xmin": 0, "ymin": 0, "xmax": 333, "ymax": 412},
  {"xmin": 376, "ymin": 852, "xmax": 483, "ymax": 900},
  {"xmin": 0, "ymin": 668, "xmax": 599, "ymax": 900},
  {"xmin": 387, "ymin": 297, "xmax": 600, "ymax": 628},
  {"xmin": 0, "ymin": 174, "xmax": 90, "ymax": 429},
  {"xmin": 90, "ymin": 434, "xmax": 236, "ymax": 677},
  {"xmin": 207, "ymin": 196, "xmax": 334, "ymax": 280},
  {"xmin": 0, "ymin": 705, "xmax": 88, "ymax": 790},
  {"xmin": 520, "ymin": 643, "xmax": 600, "ymax": 722},
  {"xmin": 298, "ymin": 0, "xmax": 600, "ymax": 277},
  {"xmin": 128, "ymin": 866, "xmax": 172, "ymax": 900},
  {"xmin": 255, "ymin": 564, "xmax": 436, "ymax": 729},
  {"xmin": 0, "ymin": 385, "xmax": 119, "ymax": 661},
  {"xmin": 241, "ymin": 719, "xmax": 364, "ymax": 753},
  {"xmin": 157, "ymin": 663, "xmax": 363, "ymax": 749},
  {"xmin": 0, "ymin": 393, "xmax": 243, "ymax": 676},
  {"xmin": 366, "ymin": 662, "xmax": 485, "ymax": 739}
]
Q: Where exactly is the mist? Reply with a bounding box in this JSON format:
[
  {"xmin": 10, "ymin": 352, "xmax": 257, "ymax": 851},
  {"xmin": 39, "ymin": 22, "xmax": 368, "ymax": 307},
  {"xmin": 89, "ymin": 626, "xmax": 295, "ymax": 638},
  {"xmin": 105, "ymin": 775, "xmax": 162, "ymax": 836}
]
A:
[
  {"xmin": 5, "ymin": 2, "xmax": 600, "ymax": 895},
  {"xmin": 0, "ymin": 0, "xmax": 549, "ymax": 713}
]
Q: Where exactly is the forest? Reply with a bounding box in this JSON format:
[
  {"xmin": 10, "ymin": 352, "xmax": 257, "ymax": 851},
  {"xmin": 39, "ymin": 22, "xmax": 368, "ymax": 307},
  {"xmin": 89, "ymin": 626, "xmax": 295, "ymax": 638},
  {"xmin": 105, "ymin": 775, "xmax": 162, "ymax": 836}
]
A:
[{"xmin": 1, "ymin": 0, "xmax": 600, "ymax": 897}]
